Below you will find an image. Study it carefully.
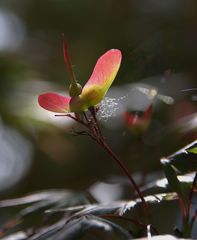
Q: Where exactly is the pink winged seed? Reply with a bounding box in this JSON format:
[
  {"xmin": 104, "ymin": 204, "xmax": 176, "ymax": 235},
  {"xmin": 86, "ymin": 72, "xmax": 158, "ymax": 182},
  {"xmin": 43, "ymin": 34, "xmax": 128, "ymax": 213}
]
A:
[
  {"xmin": 81, "ymin": 49, "xmax": 122, "ymax": 106},
  {"xmin": 38, "ymin": 49, "xmax": 122, "ymax": 113},
  {"xmin": 38, "ymin": 93, "xmax": 71, "ymax": 113}
]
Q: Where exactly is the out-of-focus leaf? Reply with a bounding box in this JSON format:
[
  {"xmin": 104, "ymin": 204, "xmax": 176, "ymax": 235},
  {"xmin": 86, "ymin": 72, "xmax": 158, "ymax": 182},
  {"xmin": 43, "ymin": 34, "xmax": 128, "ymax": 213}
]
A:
[
  {"xmin": 1, "ymin": 231, "xmax": 28, "ymax": 240},
  {"xmin": 31, "ymin": 215, "xmax": 131, "ymax": 240},
  {"xmin": 0, "ymin": 190, "xmax": 88, "ymax": 216},
  {"xmin": 47, "ymin": 192, "xmax": 178, "ymax": 219},
  {"xmin": 137, "ymin": 235, "xmax": 192, "ymax": 240},
  {"xmin": 61, "ymin": 202, "xmax": 133, "ymax": 222},
  {"xmin": 0, "ymin": 191, "xmax": 181, "ymax": 239},
  {"xmin": 0, "ymin": 190, "xmax": 88, "ymax": 238},
  {"xmin": 160, "ymin": 140, "xmax": 197, "ymax": 174},
  {"xmin": 28, "ymin": 219, "xmax": 66, "ymax": 240},
  {"xmin": 0, "ymin": 190, "xmax": 72, "ymax": 207}
]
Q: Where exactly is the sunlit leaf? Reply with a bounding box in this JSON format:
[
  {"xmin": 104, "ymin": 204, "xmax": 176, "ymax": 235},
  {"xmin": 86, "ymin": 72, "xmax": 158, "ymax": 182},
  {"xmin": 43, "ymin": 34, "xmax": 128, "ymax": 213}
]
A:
[
  {"xmin": 47, "ymin": 192, "xmax": 179, "ymax": 218},
  {"xmin": 142, "ymin": 172, "xmax": 196, "ymax": 196},
  {"xmin": 0, "ymin": 190, "xmax": 74, "ymax": 207}
]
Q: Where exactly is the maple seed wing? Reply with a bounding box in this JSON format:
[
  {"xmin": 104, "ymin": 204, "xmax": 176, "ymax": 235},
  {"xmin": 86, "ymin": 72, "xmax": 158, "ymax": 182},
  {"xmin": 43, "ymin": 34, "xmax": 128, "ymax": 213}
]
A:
[
  {"xmin": 82, "ymin": 49, "xmax": 122, "ymax": 107},
  {"xmin": 38, "ymin": 93, "xmax": 71, "ymax": 113}
]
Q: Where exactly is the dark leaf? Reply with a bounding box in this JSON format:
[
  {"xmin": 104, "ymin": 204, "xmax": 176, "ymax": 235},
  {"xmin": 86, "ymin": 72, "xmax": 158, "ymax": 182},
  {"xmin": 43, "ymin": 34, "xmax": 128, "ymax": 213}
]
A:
[
  {"xmin": 160, "ymin": 140, "xmax": 197, "ymax": 174},
  {"xmin": 31, "ymin": 215, "xmax": 131, "ymax": 240},
  {"xmin": 161, "ymin": 160, "xmax": 184, "ymax": 197}
]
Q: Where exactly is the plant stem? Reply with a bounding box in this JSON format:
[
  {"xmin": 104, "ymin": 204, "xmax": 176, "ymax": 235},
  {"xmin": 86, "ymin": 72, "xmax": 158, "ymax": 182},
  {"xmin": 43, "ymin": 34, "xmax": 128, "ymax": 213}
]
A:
[
  {"xmin": 186, "ymin": 172, "xmax": 197, "ymax": 223},
  {"xmin": 98, "ymin": 139, "xmax": 148, "ymax": 210},
  {"xmin": 65, "ymin": 109, "xmax": 148, "ymax": 211},
  {"xmin": 182, "ymin": 172, "xmax": 197, "ymax": 237},
  {"xmin": 190, "ymin": 210, "xmax": 197, "ymax": 230},
  {"xmin": 89, "ymin": 107, "xmax": 103, "ymax": 140},
  {"xmin": 87, "ymin": 109, "xmax": 148, "ymax": 210}
]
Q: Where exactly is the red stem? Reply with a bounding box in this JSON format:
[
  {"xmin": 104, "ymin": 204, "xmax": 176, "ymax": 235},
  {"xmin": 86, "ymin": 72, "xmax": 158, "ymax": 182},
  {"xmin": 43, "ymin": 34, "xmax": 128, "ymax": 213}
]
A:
[
  {"xmin": 89, "ymin": 107, "xmax": 103, "ymax": 140},
  {"xmin": 186, "ymin": 172, "xmax": 197, "ymax": 223},
  {"xmin": 98, "ymin": 139, "xmax": 148, "ymax": 210},
  {"xmin": 190, "ymin": 210, "xmax": 197, "ymax": 229},
  {"xmin": 64, "ymin": 110, "xmax": 148, "ymax": 211},
  {"xmin": 178, "ymin": 195, "xmax": 186, "ymax": 223},
  {"xmin": 88, "ymin": 108, "xmax": 148, "ymax": 210}
]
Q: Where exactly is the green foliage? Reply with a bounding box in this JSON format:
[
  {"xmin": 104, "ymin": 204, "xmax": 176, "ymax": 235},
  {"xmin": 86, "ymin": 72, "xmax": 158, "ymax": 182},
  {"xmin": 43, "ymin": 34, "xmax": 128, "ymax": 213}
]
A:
[{"xmin": 187, "ymin": 147, "xmax": 197, "ymax": 154}]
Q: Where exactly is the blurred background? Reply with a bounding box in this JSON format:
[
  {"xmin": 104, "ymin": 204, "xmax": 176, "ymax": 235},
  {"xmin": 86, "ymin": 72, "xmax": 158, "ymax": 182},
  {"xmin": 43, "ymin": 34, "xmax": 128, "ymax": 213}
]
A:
[{"xmin": 0, "ymin": 0, "xmax": 196, "ymax": 200}]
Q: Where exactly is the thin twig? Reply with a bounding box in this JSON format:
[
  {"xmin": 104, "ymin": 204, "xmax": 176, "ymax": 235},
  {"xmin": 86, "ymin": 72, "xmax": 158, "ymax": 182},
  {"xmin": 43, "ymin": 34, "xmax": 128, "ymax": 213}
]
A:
[
  {"xmin": 178, "ymin": 196, "xmax": 186, "ymax": 223},
  {"xmin": 83, "ymin": 112, "xmax": 98, "ymax": 137},
  {"xmin": 98, "ymin": 139, "xmax": 149, "ymax": 211},
  {"xmin": 89, "ymin": 107, "xmax": 104, "ymax": 140}
]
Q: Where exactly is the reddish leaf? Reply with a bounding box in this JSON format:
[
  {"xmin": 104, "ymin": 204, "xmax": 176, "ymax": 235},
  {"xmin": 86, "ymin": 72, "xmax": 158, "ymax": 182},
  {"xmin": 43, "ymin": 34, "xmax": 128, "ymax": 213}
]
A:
[
  {"xmin": 38, "ymin": 93, "xmax": 71, "ymax": 113},
  {"xmin": 81, "ymin": 49, "xmax": 122, "ymax": 107}
]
